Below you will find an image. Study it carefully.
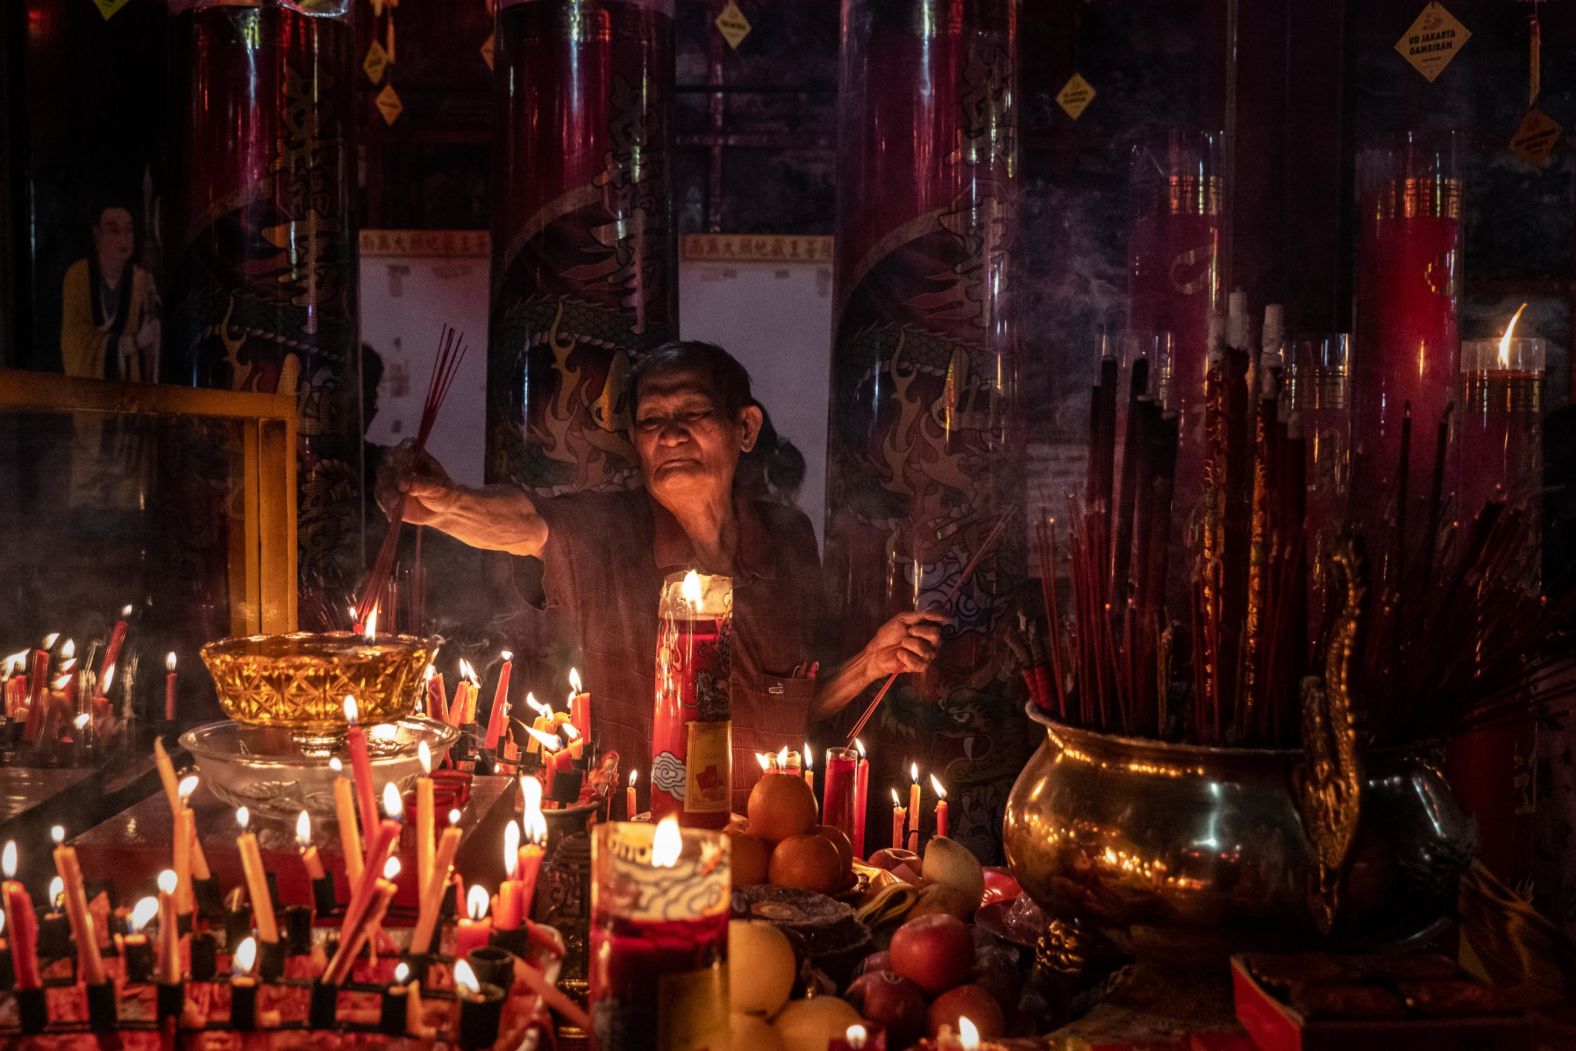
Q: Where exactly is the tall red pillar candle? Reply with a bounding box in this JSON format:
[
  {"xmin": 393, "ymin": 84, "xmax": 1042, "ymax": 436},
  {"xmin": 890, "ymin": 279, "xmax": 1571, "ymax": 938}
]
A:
[
  {"xmin": 1351, "ymin": 134, "xmax": 1461, "ymax": 523},
  {"xmin": 651, "ymin": 571, "xmax": 733, "ymax": 829},
  {"xmin": 821, "ymin": 747, "xmax": 858, "ymax": 845},
  {"xmin": 98, "ymin": 606, "xmax": 131, "ymax": 689},
  {"xmin": 589, "ymin": 819, "xmax": 731, "ymax": 1049},
  {"xmin": 853, "ymin": 740, "xmax": 870, "ymax": 860}
]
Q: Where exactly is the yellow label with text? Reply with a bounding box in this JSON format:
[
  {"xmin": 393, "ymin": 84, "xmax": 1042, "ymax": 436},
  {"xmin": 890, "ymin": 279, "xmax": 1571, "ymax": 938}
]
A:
[
  {"xmin": 684, "ymin": 721, "xmax": 733, "ymax": 814},
  {"xmin": 1395, "ymin": 2, "xmax": 1470, "ymax": 83},
  {"xmin": 658, "ymin": 963, "xmax": 729, "ymax": 1050}
]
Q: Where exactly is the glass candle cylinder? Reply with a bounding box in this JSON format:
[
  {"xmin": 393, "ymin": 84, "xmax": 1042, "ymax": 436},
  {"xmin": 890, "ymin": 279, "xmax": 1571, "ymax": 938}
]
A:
[
  {"xmin": 820, "ymin": 747, "xmax": 858, "ymax": 844},
  {"xmin": 1351, "ymin": 132, "xmax": 1461, "ymax": 529},
  {"xmin": 589, "ymin": 821, "xmax": 730, "ymax": 1050},
  {"xmin": 651, "ymin": 572, "xmax": 733, "ymax": 828},
  {"xmin": 1283, "ymin": 333, "xmax": 1351, "ymax": 634},
  {"xmin": 1456, "ymin": 336, "xmax": 1544, "ymax": 529}
]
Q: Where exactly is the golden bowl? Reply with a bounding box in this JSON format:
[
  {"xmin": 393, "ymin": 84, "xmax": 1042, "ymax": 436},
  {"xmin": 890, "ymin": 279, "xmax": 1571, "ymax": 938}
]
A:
[{"xmin": 200, "ymin": 631, "xmax": 438, "ymax": 730}]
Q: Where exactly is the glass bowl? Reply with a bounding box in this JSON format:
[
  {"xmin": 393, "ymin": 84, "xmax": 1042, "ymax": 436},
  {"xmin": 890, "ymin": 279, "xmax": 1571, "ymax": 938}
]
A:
[
  {"xmin": 180, "ymin": 717, "xmax": 459, "ymax": 822},
  {"xmin": 200, "ymin": 631, "xmax": 437, "ymax": 730}
]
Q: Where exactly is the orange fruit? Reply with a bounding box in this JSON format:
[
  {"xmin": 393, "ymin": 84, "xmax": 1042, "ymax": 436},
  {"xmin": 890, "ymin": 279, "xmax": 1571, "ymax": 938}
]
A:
[
  {"xmin": 815, "ymin": 824, "xmax": 855, "ymax": 875},
  {"xmin": 769, "ymin": 833, "xmax": 844, "ymax": 893},
  {"xmin": 726, "ymin": 828, "xmax": 770, "ymax": 885},
  {"xmin": 746, "ymin": 774, "xmax": 819, "ymax": 844}
]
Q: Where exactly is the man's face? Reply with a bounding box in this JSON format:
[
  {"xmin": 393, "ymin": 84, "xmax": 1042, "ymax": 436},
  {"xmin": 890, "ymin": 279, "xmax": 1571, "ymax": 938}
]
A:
[
  {"xmin": 632, "ymin": 368, "xmax": 758, "ymax": 505},
  {"xmin": 94, "ymin": 208, "xmax": 134, "ymax": 271}
]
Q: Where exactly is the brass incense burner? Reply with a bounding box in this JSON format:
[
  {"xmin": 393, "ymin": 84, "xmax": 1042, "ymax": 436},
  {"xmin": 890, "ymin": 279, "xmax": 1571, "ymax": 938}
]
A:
[{"xmin": 1002, "ymin": 707, "xmax": 1474, "ymax": 963}]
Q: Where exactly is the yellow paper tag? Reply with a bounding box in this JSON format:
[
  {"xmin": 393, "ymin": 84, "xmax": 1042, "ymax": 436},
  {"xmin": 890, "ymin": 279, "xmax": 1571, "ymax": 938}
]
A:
[
  {"xmin": 715, "ymin": 0, "xmax": 751, "ymax": 50},
  {"xmin": 89, "ymin": 0, "xmax": 130, "ymax": 19},
  {"xmin": 363, "ymin": 41, "xmax": 389, "ymax": 85},
  {"xmin": 1510, "ymin": 107, "xmax": 1561, "ymax": 169},
  {"xmin": 375, "ymin": 84, "xmax": 404, "ymax": 126},
  {"xmin": 683, "ymin": 721, "xmax": 732, "ymax": 815},
  {"xmin": 480, "ymin": 33, "xmax": 495, "ymax": 71},
  {"xmin": 657, "ymin": 964, "xmax": 729, "ymax": 1051},
  {"xmin": 1395, "ymin": 2, "xmax": 1471, "ymax": 83},
  {"xmin": 1056, "ymin": 73, "xmax": 1096, "ymax": 121}
]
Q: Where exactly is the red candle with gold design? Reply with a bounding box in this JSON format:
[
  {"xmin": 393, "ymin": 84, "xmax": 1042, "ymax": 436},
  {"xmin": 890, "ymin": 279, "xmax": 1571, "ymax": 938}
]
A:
[{"xmin": 650, "ymin": 571, "xmax": 733, "ymax": 829}]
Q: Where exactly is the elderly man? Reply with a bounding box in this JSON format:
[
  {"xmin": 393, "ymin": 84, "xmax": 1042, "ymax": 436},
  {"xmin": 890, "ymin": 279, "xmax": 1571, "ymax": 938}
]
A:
[{"xmin": 385, "ymin": 340, "xmax": 942, "ymax": 809}]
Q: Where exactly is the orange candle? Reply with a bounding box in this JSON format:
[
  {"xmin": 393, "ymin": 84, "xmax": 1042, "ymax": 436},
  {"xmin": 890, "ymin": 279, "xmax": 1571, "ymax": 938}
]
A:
[
  {"xmin": 234, "ymin": 808, "xmax": 279, "ymax": 944},
  {"xmin": 52, "ymin": 829, "xmax": 108, "ymax": 985},
  {"xmin": 163, "ymin": 652, "xmax": 177, "ymax": 721},
  {"xmin": 155, "ymin": 869, "xmax": 179, "ymax": 984},
  {"xmin": 626, "ymin": 770, "xmax": 639, "ymax": 818},
  {"xmin": 907, "ymin": 763, "xmax": 922, "ymax": 854},
  {"xmin": 416, "ymin": 741, "xmax": 435, "ymax": 892},
  {"xmin": 568, "ymin": 667, "xmax": 591, "ymax": 740},
  {"xmin": 930, "ymin": 773, "xmax": 949, "ymax": 840},
  {"xmin": 296, "ymin": 810, "xmax": 327, "ymax": 881},
  {"xmin": 332, "ymin": 759, "xmax": 365, "ymax": 886},
  {"xmin": 343, "ymin": 696, "xmax": 379, "ymax": 844},
  {"xmin": 484, "ymin": 651, "xmax": 513, "ymax": 751},
  {"xmin": 495, "ymin": 820, "xmax": 524, "ymax": 930},
  {"xmin": 891, "ymin": 788, "xmax": 905, "ymax": 851},
  {"xmin": 804, "ymin": 743, "xmax": 815, "ymax": 795},
  {"xmin": 454, "ymin": 886, "xmax": 493, "ymax": 959},
  {"xmin": 2, "ymin": 842, "xmax": 41, "ymax": 990},
  {"xmin": 410, "ymin": 820, "xmax": 462, "ymax": 955}
]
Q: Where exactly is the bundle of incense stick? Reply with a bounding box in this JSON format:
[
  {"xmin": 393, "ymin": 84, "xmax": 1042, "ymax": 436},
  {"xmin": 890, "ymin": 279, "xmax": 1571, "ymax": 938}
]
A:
[{"xmin": 355, "ymin": 326, "xmax": 467, "ymax": 632}]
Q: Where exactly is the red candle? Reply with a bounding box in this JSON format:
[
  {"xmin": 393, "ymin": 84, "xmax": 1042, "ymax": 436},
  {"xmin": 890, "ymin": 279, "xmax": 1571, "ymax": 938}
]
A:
[
  {"xmin": 853, "ymin": 739, "xmax": 870, "ymax": 860},
  {"xmin": 343, "ymin": 696, "xmax": 379, "ymax": 840},
  {"xmin": 890, "ymin": 788, "xmax": 905, "ymax": 851},
  {"xmin": 495, "ymin": 821, "xmax": 525, "ymax": 930},
  {"xmin": 164, "ymin": 652, "xmax": 177, "ymax": 722},
  {"xmin": 626, "ymin": 770, "xmax": 639, "ymax": 819},
  {"xmin": 907, "ymin": 763, "xmax": 922, "ymax": 854},
  {"xmin": 821, "ymin": 746, "xmax": 857, "ymax": 845},
  {"xmin": 568, "ymin": 667, "xmax": 591, "ymax": 740},
  {"xmin": 2, "ymin": 842, "xmax": 41, "ymax": 990},
  {"xmin": 484, "ymin": 651, "xmax": 513, "ymax": 752},
  {"xmin": 454, "ymin": 885, "xmax": 493, "ymax": 958},
  {"xmin": 930, "ymin": 773, "xmax": 949, "ymax": 840},
  {"xmin": 651, "ymin": 571, "xmax": 734, "ymax": 828},
  {"xmin": 427, "ymin": 666, "xmax": 448, "ymax": 720},
  {"xmin": 98, "ymin": 606, "xmax": 132, "ymax": 691}
]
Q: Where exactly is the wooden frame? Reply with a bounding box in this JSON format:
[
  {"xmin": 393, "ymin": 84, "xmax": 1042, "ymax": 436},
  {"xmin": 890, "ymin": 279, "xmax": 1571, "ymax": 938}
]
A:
[{"xmin": 0, "ymin": 370, "xmax": 299, "ymax": 635}]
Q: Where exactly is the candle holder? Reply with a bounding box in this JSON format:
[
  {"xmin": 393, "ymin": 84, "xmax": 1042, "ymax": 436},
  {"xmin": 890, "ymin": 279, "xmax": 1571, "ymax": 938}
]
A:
[
  {"xmin": 379, "ymin": 983, "xmax": 409, "ymax": 1034},
  {"xmin": 193, "ymin": 876, "xmax": 224, "ymax": 921},
  {"xmin": 190, "ymin": 931, "xmax": 218, "ymax": 980},
  {"xmin": 123, "ymin": 936, "xmax": 154, "ymax": 982},
  {"xmin": 37, "ymin": 910, "xmax": 70, "ymax": 960},
  {"xmin": 0, "ymin": 943, "xmax": 13, "ymax": 988},
  {"xmin": 285, "ymin": 905, "xmax": 313, "ymax": 953},
  {"xmin": 155, "ymin": 981, "xmax": 183, "ymax": 1023},
  {"xmin": 401, "ymin": 950, "xmax": 433, "ymax": 984},
  {"xmin": 466, "ymin": 945, "xmax": 517, "ymax": 995},
  {"xmin": 822, "ymin": 746, "xmax": 858, "ymax": 843},
  {"xmin": 85, "ymin": 980, "xmax": 117, "ymax": 1029},
  {"xmin": 456, "ymin": 979, "xmax": 505, "ymax": 1050},
  {"xmin": 589, "ymin": 820, "xmax": 731, "ymax": 1049},
  {"xmin": 17, "ymin": 986, "xmax": 46, "ymax": 1032},
  {"xmin": 230, "ymin": 978, "xmax": 259, "ymax": 1030},
  {"xmin": 487, "ymin": 924, "xmax": 529, "ymax": 957},
  {"xmin": 258, "ymin": 937, "xmax": 285, "ymax": 980},
  {"xmin": 309, "ymin": 980, "xmax": 339, "ymax": 1029}
]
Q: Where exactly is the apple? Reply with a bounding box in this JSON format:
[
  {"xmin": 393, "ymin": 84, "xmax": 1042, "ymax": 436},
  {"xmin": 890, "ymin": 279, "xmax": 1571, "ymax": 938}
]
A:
[
  {"xmin": 846, "ymin": 970, "xmax": 926, "ymax": 1049},
  {"xmin": 888, "ymin": 913, "xmax": 975, "ymax": 995},
  {"xmin": 927, "ymin": 983, "xmax": 1006, "ymax": 1039},
  {"xmin": 856, "ymin": 950, "xmax": 891, "ymax": 976},
  {"xmin": 866, "ymin": 847, "xmax": 919, "ymax": 872}
]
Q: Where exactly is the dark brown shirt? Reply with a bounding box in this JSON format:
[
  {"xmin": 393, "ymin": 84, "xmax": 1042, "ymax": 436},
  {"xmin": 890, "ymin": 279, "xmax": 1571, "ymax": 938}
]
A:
[{"xmin": 532, "ymin": 487, "xmax": 822, "ymax": 812}]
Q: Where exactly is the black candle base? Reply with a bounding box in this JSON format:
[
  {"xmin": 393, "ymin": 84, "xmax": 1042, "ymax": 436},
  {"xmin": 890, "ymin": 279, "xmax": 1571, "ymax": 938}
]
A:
[
  {"xmin": 193, "ymin": 877, "xmax": 224, "ymax": 922},
  {"xmin": 190, "ymin": 931, "xmax": 218, "ymax": 981},
  {"xmin": 177, "ymin": 911, "xmax": 194, "ymax": 936},
  {"xmin": 124, "ymin": 938, "xmax": 154, "ymax": 982},
  {"xmin": 17, "ymin": 986, "xmax": 47, "ymax": 1032},
  {"xmin": 457, "ymin": 985, "xmax": 504, "ymax": 1050},
  {"xmin": 224, "ymin": 908, "xmax": 251, "ymax": 949},
  {"xmin": 312, "ymin": 876, "xmax": 337, "ymax": 917},
  {"xmin": 286, "ymin": 904, "xmax": 314, "ymax": 953},
  {"xmin": 0, "ymin": 944, "xmax": 12, "ymax": 988},
  {"xmin": 487, "ymin": 925, "xmax": 527, "ymax": 956},
  {"xmin": 309, "ymin": 980, "xmax": 338, "ymax": 1029},
  {"xmin": 402, "ymin": 951, "xmax": 432, "ymax": 984},
  {"xmin": 86, "ymin": 981, "xmax": 116, "ymax": 1029},
  {"xmin": 465, "ymin": 945, "xmax": 515, "ymax": 995},
  {"xmin": 36, "ymin": 912, "xmax": 71, "ymax": 961},
  {"xmin": 156, "ymin": 981, "xmax": 184, "ymax": 1022},
  {"xmin": 230, "ymin": 980, "xmax": 258, "ymax": 1030},
  {"xmin": 257, "ymin": 938, "xmax": 285, "ymax": 980},
  {"xmin": 550, "ymin": 770, "xmax": 581, "ymax": 805},
  {"xmin": 378, "ymin": 987, "xmax": 408, "ymax": 1035}
]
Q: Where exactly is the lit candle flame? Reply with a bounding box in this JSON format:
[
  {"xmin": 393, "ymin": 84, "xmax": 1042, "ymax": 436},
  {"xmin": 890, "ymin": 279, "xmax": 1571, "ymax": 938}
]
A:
[
  {"xmin": 101, "ymin": 665, "xmax": 115, "ymax": 694},
  {"xmin": 1, "ymin": 841, "xmax": 14, "ymax": 878},
  {"xmin": 343, "ymin": 696, "xmax": 359, "ymax": 725},
  {"xmin": 1499, "ymin": 302, "xmax": 1529, "ymax": 369},
  {"xmin": 418, "ymin": 740, "xmax": 432, "ymax": 776},
  {"xmin": 394, "ymin": 961, "xmax": 410, "ymax": 984},
  {"xmin": 178, "ymin": 776, "xmax": 198, "ymax": 803},
  {"xmin": 121, "ymin": 604, "xmax": 134, "ymax": 617},
  {"xmin": 930, "ymin": 773, "xmax": 947, "ymax": 799},
  {"xmin": 844, "ymin": 1025, "xmax": 868, "ymax": 1050},
  {"xmin": 329, "ymin": 757, "xmax": 343, "ymax": 774},
  {"xmin": 504, "ymin": 820, "xmax": 520, "ymax": 871},
  {"xmin": 891, "ymin": 787, "xmax": 901, "ymax": 806},
  {"xmin": 449, "ymin": 808, "xmax": 462, "ymax": 826},
  {"xmin": 42, "ymin": 633, "xmax": 59, "ymax": 650},
  {"xmin": 363, "ymin": 607, "xmax": 379, "ymax": 640},
  {"xmin": 236, "ymin": 807, "xmax": 250, "ymax": 831},
  {"xmin": 681, "ymin": 569, "xmax": 702, "ymax": 604},
  {"xmin": 382, "ymin": 782, "xmax": 403, "ymax": 821},
  {"xmin": 501, "ymin": 650, "xmax": 513, "ymax": 663},
  {"xmin": 2, "ymin": 652, "xmax": 26, "ymax": 676},
  {"xmin": 524, "ymin": 808, "xmax": 547, "ymax": 844},
  {"xmin": 778, "ymin": 745, "xmax": 790, "ymax": 768},
  {"xmin": 910, "ymin": 761, "xmax": 919, "ymax": 784},
  {"xmin": 459, "ymin": 659, "xmax": 479, "ymax": 686},
  {"xmin": 157, "ymin": 869, "xmax": 177, "ymax": 895},
  {"xmin": 453, "ymin": 959, "xmax": 480, "ymax": 997},
  {"xmin": 561, "ymin": 722, "xmax": 581, "ymax": 742},
  {"xmin": 50, "ymin": 675, "xmax": 70, "ymax": 691},
  {"xmin": 466, "ymin": 885, "xmax": 490, "ymax": 920},
  {"xmin": 804, "ymin": 743, "xmax": 813, "ymax": 771},
  {"xmin": 423, "ymin": 663, "xmax": 436, "ymax": 683},
  {"xmin": 130, "ymin": 896, "xmax": 158, "ymax": 933},
  {"xmin": 568, "ymin": 667, "xmax": 582, "ymax": 694},
  {"xmin": 295, "ymin": 810, "xmax": 312, "ymax": 849},
  {"xmin": 233, "ymin": 936, "xmax": 257, "ymax": 976},
  {"xmin": 50, "ymin": 825, "xmax": 64, "ymax": 845},
  {"xmin": 855, "ymin": 737, "xmax": 866, "ymax": 758},
  {"xmin": 60, "ymin": 639, "xmax": 75, "ymax": 660},
  {"xmin": 165, "ymin": 652, "xmax": 176, "ymax": 673},
  {"xmin": 958, "ymin": 1015, "xmax": 980, "ymax": 1049},
  {"xmin": 49, "ymin": 877, "xmax": 63, "ymax": 905},
  {"xmin": 525, "ymin": 692, "xmax": 548, "ymax": 717},
  {"xmin": 652, "ymin": 816, "xmax": 683, "ymax": 868},
  {"xmin": 383, "ymin": 856, "xmax": 400, "ymax": 880},
  {"xmin": 524, "ymin": 726, "xmax": 562, "ymax": 753},
  {"xmin": 756, "ymin": 752, "xmax": 772, "ymax": 772},
  {"xmin": 628, "ymin": 770, "xmax": 638, "ymax": 787},
  {"xmin": 521, "ymin": 775, "xmax": 544, "ymax": 816}
]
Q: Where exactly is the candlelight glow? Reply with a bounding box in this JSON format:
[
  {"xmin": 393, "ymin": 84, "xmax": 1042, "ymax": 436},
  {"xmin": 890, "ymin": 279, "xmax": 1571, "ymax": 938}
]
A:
[
  {"xmin": 295, "ymin": 810, "xmax": 312, "ymax": 849},
  {"xmin": 681, "ymin": 569, "xmax": 702, "ymax": 604},
  {"xmin": 891, "ymin": 787, "xmax": 901, "ymax": 805},
  {"xmin": 466, "ymin": 885, "xmax": 490, "ymax": 920},
  {"xmin": 561, "ymin": 722, "xmax": 582, "ymax": 742},
  {"xmin": 504, "ymin": 820, "xmax": 521, "ymax": 871},
  {"xmin": 569, "ymin": 667, "xmax": 583, "ymax": 694},
  {"xmin": 652, "ymin": 816, "xmax": 683, "ymax": 868},
  {"xmin": 233, "ymin": 936, "xmax": 257, "ymax": 976},
  {"xmin": 930, "ymin": 773, "xmax": 947, "ymax": 799},
  {"xmin": 778, "ymin": 745, "xmax": 790, "ymax": 768},
  {"xmin": 178, "ymin": 776, "xmax": 198, "ymax": 803},
  {"xmin": 49, "ymin": 877, "xmax": 63, "ymax": 905},
  {"xmin": 2, "ymin": 652, "xmax": 25, "ymax": 676},
  {"xmin": 804, "ymin": 743, "xmax": 813, "ymax": 771},
  {"xmin": 0, "ymin": 910, "xmax": 5, "ymax": 934},
  {"xmin": 2, "ymin": 841, "xmax": 14, "ymax": 878},
  {"xmin": 459, "ymin": 659, "xmax": 480, "ymax": 686},
  {"xmin": 51, "ymin": 674, "xmax": 71, "ymax": 690},
  {"xmin": 524, "ymin": 726, "xmax": 562, "ymax": 752},
  {"xmin": 526, "ymin": 692, "xmax": 549, "ymax": 717},
  {"xmin": 382, "ymin": 782, "xmax": 403, "ymax": 820},
  {"xmin": 453, "ymin": 959, "xmax": 480, "ymax": 997},
  {"xmin": 130, "ymin": 897, "xmax": 159, "ymax": 933},
  {"xmin": 165, "ymin": 652, "xmax": 176, "ymax": 672},
  {"xmin": 121, "ymin": 604, "xmax": 134, "ymax": 617},
  {"xmin": 383, "ymin": 856, "xmax": 401, "ymax": 880},
  {"xmin": 910, "ymin": 761, "xmax": 919, "ymax": 784},
  {"xmin": 959, "ymin": 1016, "xmax": 980, "ymax": 1049},
  {"xmin": 844, "ymin": 1025, "xmax": 868, "ymax": 1049},
  {"xmin": 423, "ymin": 663, "xmax": 436, "ymax": 683},
  {"xmin": 418, "ymin": 740, "xmax": 432, "ymax": 775},
  {"xmin": 50, "ymin": 825, "xmax": 64, "ymax": 844},
  {"xmin": 72, "ymin": 713, "xmax": 89, "ymax": 731},
  {"xmin": 394, "ymin": 961, "xmax": 410, "ymax": 984},
  {"xmin": 449, "ymin": 808, "xmax": 462, "ymax": 826},
  {"xmin": 42, "ymin": 632, "xmax": 59, "ymax": 649},
  {"xmin": 628, "ymin": 769, "xmax": 638, "ymax": 787},
  {"xmin": 60, "ymin": 639, "xmax": 75, "ymax": 660},
  {"xmin": 521, "ymin": 775, "xmax": 544, "ymax": 815},
  {"xmin": 363, "ymin": 607, "xmax": 379, "ymax": 640},
  {"xmin": 101, "ymin": 666, "xmax": 115, "ymax": 693},
  {"xmin": 157, "ymin": 869, "xmax": 178, "ymax": 895},
  {"xmin": 329, "ymin": 757, "xmax": 343, "ymax": 774},
  {"xmin": 757, "ymin": 752, "xmax": 772, "ymax": 771},
  {"xmin": 236, "ymin": 807, "xmax": 251, "ymax": 831},
  {"xmin": 501, "ymin": 650, "xmax": 513, "ymax": 663},
  {"xmin": 343, "ymin": 695, "xmax": 360, "ymax": 725},
  {"xmin": 1500, "ymin": 302, "xmax": 1530, "ymax": 368},
  {"xmin": 371, "ymin": 723, "xmax": 399, "ymax": 742}
]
